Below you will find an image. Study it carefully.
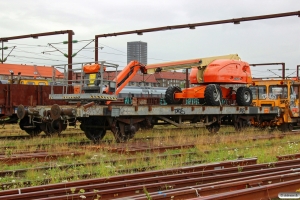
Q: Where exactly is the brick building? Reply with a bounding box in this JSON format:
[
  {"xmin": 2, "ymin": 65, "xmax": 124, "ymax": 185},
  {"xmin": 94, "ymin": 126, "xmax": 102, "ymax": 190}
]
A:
[{"xmin": 0, "ymin": 63, "xmax": 64, "ymax": 80}]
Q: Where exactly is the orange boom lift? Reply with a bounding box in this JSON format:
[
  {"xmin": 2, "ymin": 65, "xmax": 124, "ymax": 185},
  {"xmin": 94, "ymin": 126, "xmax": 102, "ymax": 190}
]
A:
[
  {"xmin": 78, "ymin": 54, "xmax": 252, "ymax": 106},
  {"xmin": 146, "ymin": 54, "xmax": 253, "ymax": 106}
]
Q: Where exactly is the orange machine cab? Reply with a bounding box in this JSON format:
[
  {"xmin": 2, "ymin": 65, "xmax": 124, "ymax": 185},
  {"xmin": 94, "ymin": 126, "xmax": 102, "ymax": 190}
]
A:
[{"xmin": 190, "ymin": 59, "xmax": 252, "ymax": 84}]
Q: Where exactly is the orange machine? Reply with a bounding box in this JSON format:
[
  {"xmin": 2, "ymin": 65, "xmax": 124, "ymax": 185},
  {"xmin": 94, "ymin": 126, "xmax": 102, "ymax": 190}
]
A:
[
  {"xmin": 106, "ymin": 60, "xmax": 147, "ymax": 95},
  {"xmin": 146, "ymin": 54, "xmax": 253, "ymax": 106},
  {"xmin": 75, "ymin": 54, "xmax": 253, "ymax": 106},
  {"xmin": 77, "ymin": 61, "xmax": 147, "ymax": 95},
  {"xmin": 74, "ymin": 63, "xmax": 107, "ymax": 94}
]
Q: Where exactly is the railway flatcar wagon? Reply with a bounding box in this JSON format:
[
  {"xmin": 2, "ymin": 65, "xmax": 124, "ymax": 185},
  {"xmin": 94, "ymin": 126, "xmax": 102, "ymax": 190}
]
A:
[
  {"xmin": 17, "ymin": 103, "xmax": 280, "ymax": 142},
  {"xmin": 0, "ymin": 84, "xmax": 71, "ymax": 125},
  {"xmin": 15, "ymin": 61, "xmax": 282, "ymax": 143},
  {"xmin": 0, "ymin": 78, "xmax": 63, "ymax": 124}
]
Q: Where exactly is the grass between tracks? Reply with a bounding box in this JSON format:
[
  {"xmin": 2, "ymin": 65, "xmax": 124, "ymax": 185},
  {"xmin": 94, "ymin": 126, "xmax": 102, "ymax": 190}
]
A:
[{"xmin": 0, "ymin": 125, "xmax": 300, "ymax": 190}]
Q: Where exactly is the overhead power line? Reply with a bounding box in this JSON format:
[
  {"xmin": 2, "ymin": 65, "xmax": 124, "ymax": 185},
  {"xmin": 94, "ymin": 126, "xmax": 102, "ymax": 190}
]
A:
[
  {"xmin": 9, "ymin": 55, "xmax": 65, "ymax": 62},
  {"xmin": 5, "ymin": 42, "xmax": 49, "ymax": 48}
]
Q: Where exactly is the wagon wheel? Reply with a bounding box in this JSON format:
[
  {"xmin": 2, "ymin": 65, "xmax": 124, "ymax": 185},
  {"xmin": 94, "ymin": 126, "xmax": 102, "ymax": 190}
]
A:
[
  {"xmin": 204, "ymin": 84, "xmax": 222, "ymax": 106},
  {"xmin": 127, "ymin": 123, "xmax": 139, "ymax": 139},
  {"xmin": 51, "ymin": 119, "xmax": 67, "ymax": 135},
  {"xmin": 165, "ymin": 86, "xmax": 183, "ymax": 104},
  {"xmin": 236, "ymin": 87, "xmax": 253, "ymax": 106},
  {"xmin": 84, "ymin": 129, "xmax": 106, "ymax": 143},
  {"xmin": 206, "ymin": 122, "xmax": 220, "ymax": 133},
  {"xmin": 111, "ymin": 121, "xmax": 127, "ymax": 143},
  {"xmin": 19, "ymin": 116, "xmax": 42, "ymax": 136},
  {"xmin": 43, "ymin": 122, "xmax": 56, "ymax": 136},
  {"xmin": 81, "ymin": 117, "xmax": 107, "ymax": 142},
  {"xmin": 24, "ymin": 129, "xmax": 42, "ymax": 136},
  {"xmin": 111, "ymin": 120, "xmax": 138, "ymax": 143}
]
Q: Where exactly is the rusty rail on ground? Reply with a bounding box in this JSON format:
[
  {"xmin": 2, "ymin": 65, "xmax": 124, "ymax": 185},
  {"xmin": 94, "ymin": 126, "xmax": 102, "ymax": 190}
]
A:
[{"xmin": 0, "ymin": 158, "xmax": 256, "ymax": 199}]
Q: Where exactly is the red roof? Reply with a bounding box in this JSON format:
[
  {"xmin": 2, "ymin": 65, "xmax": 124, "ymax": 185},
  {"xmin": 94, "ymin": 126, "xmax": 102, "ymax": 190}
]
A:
[{"xmin": 0, "ymin": 63, "xmax": 64, "ymax": 78}]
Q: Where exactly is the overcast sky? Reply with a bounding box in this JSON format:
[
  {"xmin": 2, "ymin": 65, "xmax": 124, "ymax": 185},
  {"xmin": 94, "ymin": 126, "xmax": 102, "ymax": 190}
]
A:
[{"xmin": 1, "ymin": 0, "xmax": 300, "ymax": 78}]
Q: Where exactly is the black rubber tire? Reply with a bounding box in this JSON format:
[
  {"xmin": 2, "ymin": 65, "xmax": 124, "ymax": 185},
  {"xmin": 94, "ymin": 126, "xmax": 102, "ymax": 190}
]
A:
[
  {"xmin": 236, "ymin": 87, "xmax": 253, "ymax": 106},
  {"xmin": 204, "ymin": 84, "xmax": 222, "ymax": 106},
  {"xmin": 199, "ymin": 98, "xmax": 206, "ymax": 105},
  {"xmin": 165, "ymin": 86, "xmax": 183, "ymax": 104}
]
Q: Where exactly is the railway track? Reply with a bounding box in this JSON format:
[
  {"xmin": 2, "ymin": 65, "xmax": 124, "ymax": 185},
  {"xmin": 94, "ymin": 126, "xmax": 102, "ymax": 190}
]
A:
[
  {"xmin": 0, "ymin": 152, "xmax": 197, "ymax": 177},
  {"xmin": 0, "ymin": 151, "xmax": 84, "ymax": 164},
  {"xmin": 0, "ymin": 128, "xmax": 299, "ymax": 199},
  {"xmin": 1, "ymin": 130, "xmax": 299, "ymax": 164},
  {"xmin": 1, "ymin": 124, "xmax": 298, "ymax": 141},
  {"xmin": 0, "ymin": 132, "xmax": 83, "ymax": 140},
  {"xmin": 1, "ymin": 133, "xmax": 298, "ymax": 187},
  {"xmin": 0, "ymin": 158, "xmax": 209, "ymax": 190},
  {"xmin": 1, "ymin": 157, "xmax": 300, "ymax": 199},
  {"xmin": 277, "ymin": 152, "xmax": 300, "ymax": 161},
  {"xmin": 0, "ymin": 158, "xmax": 256, "ymax": 199},
  {"xmin": 84, "ymin": 130, "xmax": 300, "ymax": 154},
  {"xmin": 1, "ymin": 130, "xmax": 299, "ymax": 166},
  {"xmin": 0, "ymin": 140, "xmax": 92, "ymax": 151},
  {"xmin": 1, "ymin": 130, "xmax": 295, "ymax": 165},
  {"xmin": 1, "ymin": 129, "xmax": 299, "ymax": 152},
  {"xmin": 1, "ymin": 136, "xmax": 297, "ymax": 189}
]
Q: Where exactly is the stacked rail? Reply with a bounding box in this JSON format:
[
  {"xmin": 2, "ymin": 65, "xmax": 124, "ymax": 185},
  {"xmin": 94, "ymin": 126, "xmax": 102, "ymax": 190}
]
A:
[{"xmin": 1, "ymin": 157, "xmax": 300, "ymax": 199}]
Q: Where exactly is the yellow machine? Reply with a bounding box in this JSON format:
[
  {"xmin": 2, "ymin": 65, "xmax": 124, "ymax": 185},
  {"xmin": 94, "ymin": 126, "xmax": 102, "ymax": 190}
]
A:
[{"xmin": 249, "ymin": 79, "xmax": 300, "ymax": 131}]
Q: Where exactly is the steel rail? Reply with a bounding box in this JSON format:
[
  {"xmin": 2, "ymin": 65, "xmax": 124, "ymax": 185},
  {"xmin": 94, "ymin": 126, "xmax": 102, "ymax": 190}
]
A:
[
  {"xmin": 189, "ymin": 179, "xmax": 300, "ymax": 200},
  {"xmin": 0, "ymin": 151, "xmax": 84, "ymax": 164},
  {"xmin": 87, "ymin": 131, "xmax": 300, "ymax": 154},
  {"xmin": 0, "ymin": 132, "xmax": 83, "ymax": 140},
  {"xmin": 128, "ymin": 168, "xmax": 300, "ymax": 200},
  {"xmin": 1, "ymin": 130, "xmax": 299, "ymax": 153},
  {"xmin": 0, "ymin": 158, "xmax": 256, "ymax": 197},
  {"xmin": 0, "ymin": 152, "xmax": 197, "ymax": 177},
  {"xmin": 277, "ymin": 152, "xmax": 300, "ymax": 161},
  {"xmin": 8, "ymin": 161, "xmax": 300, "ymax": 200},
  {"xmin": 0, "ymin": 159, "xmax": 210, "ymax": 191}
]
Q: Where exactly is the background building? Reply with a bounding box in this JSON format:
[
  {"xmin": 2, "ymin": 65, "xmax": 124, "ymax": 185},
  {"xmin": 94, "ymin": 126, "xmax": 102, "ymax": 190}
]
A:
[
  {"xmin": 127, "ymin": 41, "xmax": 147, "ymax": 65},
  {"xmin": 0, "ymin": 63, "xmax": 64, "ymax": 80}
]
